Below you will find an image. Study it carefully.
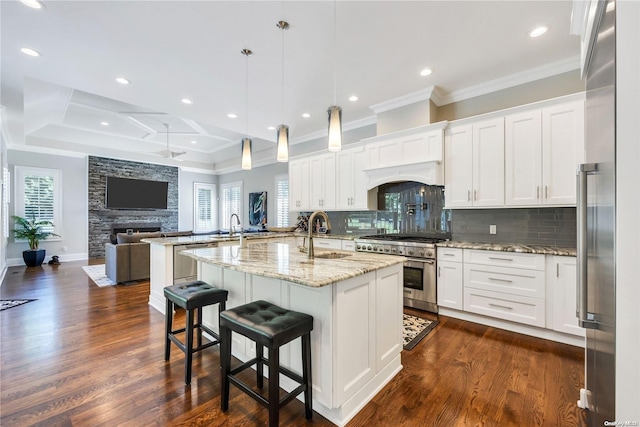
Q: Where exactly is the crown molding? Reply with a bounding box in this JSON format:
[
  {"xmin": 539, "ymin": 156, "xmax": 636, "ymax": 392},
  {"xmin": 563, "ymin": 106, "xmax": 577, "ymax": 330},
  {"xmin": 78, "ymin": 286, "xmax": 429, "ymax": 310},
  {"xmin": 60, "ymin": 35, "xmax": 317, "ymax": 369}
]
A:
[
  {"xmin": 369, "ymin": 86, "xmax": 436, "ymax": 114},
  {"xmin": 290, "ymin": 114, "xmax": 377, "ymax": 145},
  {"xmin": 438, "ymin": 56, "xmax": 581, "ymax": 106}
]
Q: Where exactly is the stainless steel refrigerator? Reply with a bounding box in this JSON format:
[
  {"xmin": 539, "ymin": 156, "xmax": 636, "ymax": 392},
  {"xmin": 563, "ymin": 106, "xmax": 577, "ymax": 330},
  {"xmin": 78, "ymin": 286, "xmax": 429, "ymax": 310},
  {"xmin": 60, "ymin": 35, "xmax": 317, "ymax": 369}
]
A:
[{"xmin": 577, "ymin": 0, "xmax": 616, "ymax": 424}]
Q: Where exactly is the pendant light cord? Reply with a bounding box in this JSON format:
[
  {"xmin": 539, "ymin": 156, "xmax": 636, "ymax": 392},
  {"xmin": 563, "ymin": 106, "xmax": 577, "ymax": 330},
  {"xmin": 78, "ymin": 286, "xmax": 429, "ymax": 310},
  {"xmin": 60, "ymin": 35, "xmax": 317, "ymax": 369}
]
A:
[
  {"xmin": 333, "ymin": 0, "xmax": 337, "ymax": 105},
  {"xmin": 245, "ymin": 53, "xmax": 249, "ymax": 137},
  {"xmin": 282, "ymin": 23, "xmax": 285, "ymax": 122}
]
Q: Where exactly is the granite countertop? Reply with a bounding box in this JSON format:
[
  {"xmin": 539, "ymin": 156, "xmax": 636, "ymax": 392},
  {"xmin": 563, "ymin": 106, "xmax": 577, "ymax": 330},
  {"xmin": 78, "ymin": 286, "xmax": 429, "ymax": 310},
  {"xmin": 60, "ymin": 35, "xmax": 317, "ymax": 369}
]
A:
[
  {"xmin": 181, "ymin": 241, "xmax": 405, "ymax": 288},
  {"xmin": 437, "ymin": 241, "xmax": 576, "ymax": 256},
  {"xmin": 143, "ymin": 232, "xmax": 358, "ymax": 246}
]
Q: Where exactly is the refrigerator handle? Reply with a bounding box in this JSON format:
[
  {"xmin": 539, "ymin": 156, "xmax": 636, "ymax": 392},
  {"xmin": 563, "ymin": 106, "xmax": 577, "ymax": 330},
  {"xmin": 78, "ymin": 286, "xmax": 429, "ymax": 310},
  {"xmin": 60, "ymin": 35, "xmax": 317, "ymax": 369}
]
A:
[{"xmin": 577, "ymin": 163, "xmax": 598, "ymax": 329}]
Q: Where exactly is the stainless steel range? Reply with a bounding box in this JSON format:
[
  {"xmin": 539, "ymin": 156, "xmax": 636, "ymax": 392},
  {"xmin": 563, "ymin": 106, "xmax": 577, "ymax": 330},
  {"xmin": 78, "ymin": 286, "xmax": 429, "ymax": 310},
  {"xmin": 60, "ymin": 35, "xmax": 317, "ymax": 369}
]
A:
[{"xmin": 355, "ymin": 234, "xmax": 445, "ymax": 313}]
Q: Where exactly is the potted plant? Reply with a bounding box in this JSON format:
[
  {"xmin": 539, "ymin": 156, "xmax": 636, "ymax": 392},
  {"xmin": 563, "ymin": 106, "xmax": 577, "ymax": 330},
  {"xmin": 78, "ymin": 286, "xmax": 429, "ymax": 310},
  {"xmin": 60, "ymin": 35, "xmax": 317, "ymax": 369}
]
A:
[{"xmin": 11, "ymin": 215, "xmax": 59, "ymax": 267}]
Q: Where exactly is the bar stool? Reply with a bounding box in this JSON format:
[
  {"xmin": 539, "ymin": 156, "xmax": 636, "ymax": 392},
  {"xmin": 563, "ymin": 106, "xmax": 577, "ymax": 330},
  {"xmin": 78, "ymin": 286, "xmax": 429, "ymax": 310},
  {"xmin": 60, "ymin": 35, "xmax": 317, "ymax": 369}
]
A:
[
  {"xmin": 164, "ymin": 281, "xmax": 228, "ymax": 385},
  {"xmin": 219, "ymin": 300, "xmax": 313, "ymax": 427}
]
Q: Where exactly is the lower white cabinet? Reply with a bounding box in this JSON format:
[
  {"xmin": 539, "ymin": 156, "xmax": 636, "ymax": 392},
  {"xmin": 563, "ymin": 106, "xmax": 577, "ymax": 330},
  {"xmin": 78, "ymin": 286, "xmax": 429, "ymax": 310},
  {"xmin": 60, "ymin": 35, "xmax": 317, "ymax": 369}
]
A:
[
  {"xmin": 463, "ymin": 249, "xmax": 546, "ymax": 327},
  {"xmin": 437, "ymin": 248, "xmax": 463, "ymax": 310},
  {"xmin": 547, "ymin": 256, "xmax": 584, "ymax": 337},
  {"xmin": 311, "ymin": 237, "xmax": 342, "ymax": 250}
]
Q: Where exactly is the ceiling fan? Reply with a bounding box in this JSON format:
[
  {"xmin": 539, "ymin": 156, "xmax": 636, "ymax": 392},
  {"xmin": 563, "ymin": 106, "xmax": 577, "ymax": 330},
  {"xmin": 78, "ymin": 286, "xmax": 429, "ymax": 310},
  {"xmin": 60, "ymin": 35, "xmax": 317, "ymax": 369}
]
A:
[{"xmin": 153, "ymin": 123, "xmax": 186, "ymax": 160}]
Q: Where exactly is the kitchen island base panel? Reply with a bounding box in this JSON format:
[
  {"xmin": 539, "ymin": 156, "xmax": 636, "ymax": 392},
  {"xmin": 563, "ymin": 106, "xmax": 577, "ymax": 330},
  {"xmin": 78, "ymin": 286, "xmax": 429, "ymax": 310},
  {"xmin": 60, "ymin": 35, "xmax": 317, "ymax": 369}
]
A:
[{"xmin": 197, "ymin": 262, "xmax": 403, "ymax": 427}]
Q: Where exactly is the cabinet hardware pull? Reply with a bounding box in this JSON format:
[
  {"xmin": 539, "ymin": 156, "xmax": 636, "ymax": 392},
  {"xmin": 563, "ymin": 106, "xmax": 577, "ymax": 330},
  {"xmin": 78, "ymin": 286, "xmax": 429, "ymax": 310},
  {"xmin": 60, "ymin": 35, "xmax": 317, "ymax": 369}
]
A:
[
  {"xmin": 488, "ymin": 256, "xmax": 513, "ymax": 261},
  {"xmin": 545, "ymin": 185, "xmax": 548, "ymax": 199},
  {"xmin": 488, "ymin": 277, "xmax": 513, "ymax": 283},
  {"xmin": 556, "ymin": 263, "xmax": 559, "ymax": 278},
  {"xmin": 537, "ymin": 186, "xmax": 540, "ymax": 199},
  {"xmin": 438, "ymin": 266, "xmax": 441, "ymax": 277},
  {"xmin": 474, "ymin": 190, "xmax": 477, "ymax": 201},
  {"xmin": 403, "ymin": 290, "xmax": 411, "ymax": 294},
  {"xmin": 489, "ymin": 303, "xmax": 513, "ymax": 310},
  {"xmin": 444, "ymin": 253, "xmax": 455, "ymax": 256}
]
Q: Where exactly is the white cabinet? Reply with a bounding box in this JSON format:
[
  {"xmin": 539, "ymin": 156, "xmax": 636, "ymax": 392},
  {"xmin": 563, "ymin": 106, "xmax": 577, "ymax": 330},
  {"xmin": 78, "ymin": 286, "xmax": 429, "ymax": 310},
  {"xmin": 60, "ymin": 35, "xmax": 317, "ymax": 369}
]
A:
[
  {"xmin": 548, "ymin": 256, "xmax": 584, "ymax": 337},
  {"xmin": 336, "ymin": 146, "xmax": 368, "ymax": 210},
  {"xmin": 309, "ymin": 153, "xmax": 336, "ymax": 210},
  {"xmin": 365, "ymin": 126, "xmax": 444, "ymax": 169},
  {"xmin": 289, "ymin": 158, "xmax": 309, "ymax": 210},
  {"xmin": 444, "ymin": 118, "xmax": 504, "ymax": 208},
  {"xmin": 505, "ymin": 100, "xmax": 585, "ymax": 206},
  {"xmin": 437, "ymin": 247, "xmax": 463, "ymax": 310},
  {"xmin": 541, "ymin": 101, "xmax": 585, "ymax": 205},
  {"xmin": 311, "ymin": 237, "xmax": 342, "ymax": 251},
  {"xmin": 341, "ymin": 240, "xmax": 356, "ymax": 252},
  {"xmin": 463, "ymin": 249, "xmax": 546, "ymax": 327}
]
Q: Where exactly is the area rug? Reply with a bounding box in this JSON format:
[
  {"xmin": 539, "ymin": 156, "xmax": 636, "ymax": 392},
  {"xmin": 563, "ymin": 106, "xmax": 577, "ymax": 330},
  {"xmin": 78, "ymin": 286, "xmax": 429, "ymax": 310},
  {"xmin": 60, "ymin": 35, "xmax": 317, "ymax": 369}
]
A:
[
  {"xmin": 0, "ymin": 299, "xmax": 36, "ymax": 311},
  {"xmin": 82, "ymin": 264, "xmax": 116, "ymax": 287},
  {"xmin": 403, "ymin": 314, "xmax": 438, "ymax": 350}
]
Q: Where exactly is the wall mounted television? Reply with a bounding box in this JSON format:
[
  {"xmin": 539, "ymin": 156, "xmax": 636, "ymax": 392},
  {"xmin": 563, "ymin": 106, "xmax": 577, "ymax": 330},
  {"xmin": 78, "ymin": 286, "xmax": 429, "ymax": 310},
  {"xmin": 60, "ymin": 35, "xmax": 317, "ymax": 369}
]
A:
[{"xmin": 105, "ymin": 176, "xmax": 169, "ymax": 210}]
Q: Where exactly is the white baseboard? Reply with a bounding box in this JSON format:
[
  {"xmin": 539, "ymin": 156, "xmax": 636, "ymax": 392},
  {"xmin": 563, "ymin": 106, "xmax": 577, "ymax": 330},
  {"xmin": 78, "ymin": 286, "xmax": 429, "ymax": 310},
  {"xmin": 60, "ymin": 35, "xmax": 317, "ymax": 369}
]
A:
[{"xmin": 7, "ymin": 253, "xmax": 88, "ymax": 267}]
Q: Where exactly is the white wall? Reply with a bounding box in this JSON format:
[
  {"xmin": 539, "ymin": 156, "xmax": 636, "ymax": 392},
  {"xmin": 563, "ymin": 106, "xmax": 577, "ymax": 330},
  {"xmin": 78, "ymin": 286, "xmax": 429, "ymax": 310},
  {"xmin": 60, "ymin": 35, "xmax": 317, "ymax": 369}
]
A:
[
  {"xmin": 7, "ymin": 150, "xmax": 88, "ymax": 264},
  {"xmin": 178, "ymin": 169, "xmax": 217, "ymax": 231}
]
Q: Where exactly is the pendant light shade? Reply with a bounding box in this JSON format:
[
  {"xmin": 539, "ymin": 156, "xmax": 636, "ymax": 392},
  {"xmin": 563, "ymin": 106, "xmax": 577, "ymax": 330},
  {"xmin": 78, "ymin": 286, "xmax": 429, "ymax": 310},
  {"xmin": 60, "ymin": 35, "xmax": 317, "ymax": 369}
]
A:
[
  {"xmin": 327, "ymin": 0, "xmax": 342, "ymax": 152},
  {"xmin": 327, "ymin": 106, "xmax": 342, "ymax": 152},
  {"xmin": 241, "ymin": 137, "xmax": 252, "ymax": 170},
  {"xmin": 276, "ymin": 20, "xmax": 290, "ymax": 163},
  {"xmin": 276, "ymin": 124, "xmax": 289, "ymax": 162},
  {"xmin": 241, "ymin": 48, "xmax": 253, "ymax": 170}
]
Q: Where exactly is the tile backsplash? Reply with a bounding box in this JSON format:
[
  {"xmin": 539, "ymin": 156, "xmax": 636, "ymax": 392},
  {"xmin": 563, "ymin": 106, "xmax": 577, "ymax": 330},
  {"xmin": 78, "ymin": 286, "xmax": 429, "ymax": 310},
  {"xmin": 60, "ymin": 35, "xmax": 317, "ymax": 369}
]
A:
[{"xmin": 450, "ymin": 207, "xmax": 577, "ymax": 248}]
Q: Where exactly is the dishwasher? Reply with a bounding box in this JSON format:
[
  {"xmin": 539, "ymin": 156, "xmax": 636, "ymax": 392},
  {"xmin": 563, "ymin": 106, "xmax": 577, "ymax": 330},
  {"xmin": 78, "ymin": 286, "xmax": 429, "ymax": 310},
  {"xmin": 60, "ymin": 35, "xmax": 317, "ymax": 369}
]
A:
[{"xmin": 173, "ymin": 242, "xmax": 218, "ymax": 284}]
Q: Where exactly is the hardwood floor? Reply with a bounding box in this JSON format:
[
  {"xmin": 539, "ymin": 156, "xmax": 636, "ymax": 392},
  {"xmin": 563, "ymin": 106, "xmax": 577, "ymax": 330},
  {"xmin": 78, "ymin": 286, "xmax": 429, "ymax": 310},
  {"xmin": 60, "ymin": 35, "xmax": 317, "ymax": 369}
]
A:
[{"xmin": 1, "ymin": 260, "xmax": 586, "ymax": 426}]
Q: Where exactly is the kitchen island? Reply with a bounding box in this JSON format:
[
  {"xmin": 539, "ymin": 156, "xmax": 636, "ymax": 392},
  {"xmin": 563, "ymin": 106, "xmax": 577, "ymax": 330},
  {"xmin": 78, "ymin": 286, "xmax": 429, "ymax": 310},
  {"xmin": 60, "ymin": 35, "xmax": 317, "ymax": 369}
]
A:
[{"xmin": 181, "ymin": 242, "xmax": 405, "ymax": 427}]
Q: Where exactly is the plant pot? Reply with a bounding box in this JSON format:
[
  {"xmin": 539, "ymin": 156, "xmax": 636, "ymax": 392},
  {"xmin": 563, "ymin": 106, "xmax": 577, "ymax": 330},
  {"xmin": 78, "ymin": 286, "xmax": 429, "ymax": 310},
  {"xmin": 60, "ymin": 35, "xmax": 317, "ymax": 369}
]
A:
[{"xmin": 23, "ymin": 249, "xmax": 46, "ymax": 267}]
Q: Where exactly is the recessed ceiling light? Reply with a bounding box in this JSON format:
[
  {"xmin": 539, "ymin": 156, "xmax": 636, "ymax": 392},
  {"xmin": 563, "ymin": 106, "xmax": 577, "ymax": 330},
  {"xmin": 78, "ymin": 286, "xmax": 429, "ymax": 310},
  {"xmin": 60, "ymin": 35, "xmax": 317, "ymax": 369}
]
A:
[
  {"xmin": 115, "ymin": 77, "xmax": 131, "ymax": 85},
  {"xmin": 20, "ymin": 0, "xmax": 43, "ymax": 9},
  {"xmin": 420, "ymin": 68, "xmax": 432, "ymax": 77},
  {"xmin": 20, "ymin": 47, "xmax": 41, "ymax": 57},
  {"xmin": 181, "ymin": 98, "xmax": 193, "ymax": 105},
  {"xmin": 227, "ymin": 113, "xmax": 238, "ymax": 119},
  {"xmin": 100, "ymin": 122, "xmax": 109, "ymax": 126},
  {"xmin": 529, "ymin": 26, "xmax": 548, "ymax": 38},
  {"xmin": 191, "ymin": 140, "xmax": 197, "ymax": 144},
  {"xmin": 349, "ymin": 95, "xmax": 358, "ymax": 102},
  {"xmin": 267, "ymin": 126, "xmax": 276, "ymax": 131},
  {"xmin": 302, "ymin": 113, "xmax": 311, "ymax": 118}
]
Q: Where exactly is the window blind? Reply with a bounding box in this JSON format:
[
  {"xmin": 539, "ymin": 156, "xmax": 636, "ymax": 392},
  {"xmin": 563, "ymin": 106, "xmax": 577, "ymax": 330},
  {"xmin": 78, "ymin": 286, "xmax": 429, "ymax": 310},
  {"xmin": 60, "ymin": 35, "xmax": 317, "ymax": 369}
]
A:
[
  {"xmin": 275, "ymin": 175, "xmax": 289, "ymax": 227},
  {"xmin": 221, "ymin": 182, "xmax": 242, "ymax": 230},
  {"xmin": 24, "ymin": 174, "xmax": 55, "ymax": 233},
  {"xmin": 195, "ymin": 186, "xmax": 213, "ymax": 232}
]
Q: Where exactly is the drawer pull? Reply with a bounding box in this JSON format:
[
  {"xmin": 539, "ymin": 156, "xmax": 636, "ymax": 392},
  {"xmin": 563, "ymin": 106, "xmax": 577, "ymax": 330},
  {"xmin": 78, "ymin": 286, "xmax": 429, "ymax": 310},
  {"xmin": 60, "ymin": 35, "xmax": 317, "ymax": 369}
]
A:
[
  {"xmin": 443, "ymin": 253, "xmax": 455, "ymax": 256},
  {"xmin": 488, "ymin": 277, "xmax": 513, "ymax": 283},
  {"xmin": 489, "ymin": 303, "xmax": 513, "ymax": 310},
  {"xmin": 488, "ymin": 256, "xmax": 513, "ymax": 262}
]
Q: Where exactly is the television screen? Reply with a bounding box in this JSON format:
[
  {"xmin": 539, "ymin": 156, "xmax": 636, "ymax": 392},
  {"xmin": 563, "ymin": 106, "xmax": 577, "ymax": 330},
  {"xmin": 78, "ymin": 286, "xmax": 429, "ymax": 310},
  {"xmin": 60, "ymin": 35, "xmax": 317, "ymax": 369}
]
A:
[{"xmin": 105, "ymin": 176, "xmax": 168, "ymax": 210}]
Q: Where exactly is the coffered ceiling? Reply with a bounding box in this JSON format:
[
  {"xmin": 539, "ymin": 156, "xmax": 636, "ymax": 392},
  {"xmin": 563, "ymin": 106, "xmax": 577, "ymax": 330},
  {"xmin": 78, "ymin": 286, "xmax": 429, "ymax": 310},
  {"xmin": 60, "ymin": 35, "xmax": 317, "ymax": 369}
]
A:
[{"xmin": 1, "ymin": 0, "xmax": 580, "ymax": 173}]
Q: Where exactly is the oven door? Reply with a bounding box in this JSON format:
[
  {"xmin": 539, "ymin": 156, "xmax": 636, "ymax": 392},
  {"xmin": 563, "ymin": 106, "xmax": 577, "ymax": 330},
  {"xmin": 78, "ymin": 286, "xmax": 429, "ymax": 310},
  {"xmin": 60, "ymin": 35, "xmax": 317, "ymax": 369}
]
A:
[{"xmin": 403, "ymin": 258, "xmax": 437, "ymax": 313}]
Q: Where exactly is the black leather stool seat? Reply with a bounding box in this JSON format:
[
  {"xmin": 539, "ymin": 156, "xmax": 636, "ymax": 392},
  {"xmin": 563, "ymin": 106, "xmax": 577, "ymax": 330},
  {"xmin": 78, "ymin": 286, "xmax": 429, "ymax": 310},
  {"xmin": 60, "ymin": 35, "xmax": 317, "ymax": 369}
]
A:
[
  {"xmin": 220, "ymin": 300, "xmax": 313, "ymax": 426},
  {"xmin": 164, "ymin": 281, "xmax": 228, "ymax": 385}
]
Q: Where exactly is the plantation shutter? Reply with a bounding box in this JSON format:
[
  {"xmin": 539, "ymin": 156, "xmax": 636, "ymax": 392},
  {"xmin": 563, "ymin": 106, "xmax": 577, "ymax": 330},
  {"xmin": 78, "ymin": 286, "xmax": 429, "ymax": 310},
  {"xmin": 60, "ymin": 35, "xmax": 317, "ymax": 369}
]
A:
[
  {"xmin": 221, "ymin": 182, "xmax": 242, "ymax": 230},
  {"xmin": 24, "ymin": 174, "xmax": 55, "ymax": 234},
  {"xmin": 194, "ymin": 183, "xmax": 216, "ymax": 233},
  {"xmin": 275, "ymin": 175, "xmax": 289, "ymax": 227}
]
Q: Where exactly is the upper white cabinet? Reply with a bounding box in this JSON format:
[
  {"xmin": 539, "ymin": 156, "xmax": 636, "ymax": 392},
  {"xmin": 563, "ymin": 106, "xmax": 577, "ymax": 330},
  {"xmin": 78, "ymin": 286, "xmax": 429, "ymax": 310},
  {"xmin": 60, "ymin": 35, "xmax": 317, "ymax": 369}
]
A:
[
  {"xmin": 444, "ymin": 118, "xmax": 504, "ymax": 208},
  {"xmin": 365, "ymin": 126, "xmax": 444, "ymax": 169},
  {"xmin": 505, "ymin": 100, "xmax": 585, "ymax": 206},
  {"xmin": 336, "ymin": 145, "xmax": 368, "ymax": 210},
  {"xmin": 309, "ymin": 153, "xmax": 336, "ymax": 210},
  {"xmin": 547, "ymin": 256, "xmax": 584, "ymax": 337},
  {"xmin": 289, "ymin": 157, "xmax": 310, "ymax": 210}
]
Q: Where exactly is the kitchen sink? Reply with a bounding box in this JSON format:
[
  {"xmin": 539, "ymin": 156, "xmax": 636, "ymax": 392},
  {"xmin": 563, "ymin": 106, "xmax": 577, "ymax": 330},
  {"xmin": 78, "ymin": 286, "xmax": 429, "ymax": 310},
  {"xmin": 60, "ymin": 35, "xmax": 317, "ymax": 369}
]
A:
[{"xmin": 313, "ymin": 252, "xmax": 351, "ymax": 259}]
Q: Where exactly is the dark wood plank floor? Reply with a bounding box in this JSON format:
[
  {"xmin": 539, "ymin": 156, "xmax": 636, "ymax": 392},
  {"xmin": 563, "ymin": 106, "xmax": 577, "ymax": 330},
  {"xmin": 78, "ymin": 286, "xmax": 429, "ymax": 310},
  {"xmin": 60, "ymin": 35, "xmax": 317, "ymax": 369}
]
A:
[{"xmin": 1, "ymin": 260, "xmax": 587, "ymax": 426}]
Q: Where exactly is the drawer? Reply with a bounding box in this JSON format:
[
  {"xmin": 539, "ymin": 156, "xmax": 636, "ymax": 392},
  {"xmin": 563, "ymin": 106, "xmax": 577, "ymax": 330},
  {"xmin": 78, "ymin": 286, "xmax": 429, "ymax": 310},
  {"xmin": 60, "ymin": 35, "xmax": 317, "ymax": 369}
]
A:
[
  {"xmin": 312, "ymin": 238, "xmax": 342, "ymax": 250},
  {"xmin": 463, "ymin": 287, "xmax": 545, "ymax": 327},
  {"xmin": 464, "ymin": 264, "xmax": 545, "ymax": 298},
  {"xmin": 341, "ymin": 240, "xmax": 356, "ymax": 252},
  {"xmin": 437, "ymin": 247, "xmax": 463, "ymax": 262},
  {"xmin": 463, "ymin": 249, "xmax": 545, "ymax": 270}
]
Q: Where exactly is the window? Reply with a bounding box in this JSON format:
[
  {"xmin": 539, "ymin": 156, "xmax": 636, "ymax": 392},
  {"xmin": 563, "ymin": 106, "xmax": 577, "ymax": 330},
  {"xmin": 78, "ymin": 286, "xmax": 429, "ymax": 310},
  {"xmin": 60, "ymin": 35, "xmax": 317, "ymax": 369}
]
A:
[
  {"xmin": 275, "ymin": 174, "xmax": 289, "ymax": 227},
  {"xmin": 14, "ymin": 166, "xmax": 62, "ymax": 239},
  {"xmin": 220, "ymin": 181, "xmax": 242, "ymax": 230},
  {"xmin": 193, "ymin": 183, "xmax": 217, "ymax": 233}
]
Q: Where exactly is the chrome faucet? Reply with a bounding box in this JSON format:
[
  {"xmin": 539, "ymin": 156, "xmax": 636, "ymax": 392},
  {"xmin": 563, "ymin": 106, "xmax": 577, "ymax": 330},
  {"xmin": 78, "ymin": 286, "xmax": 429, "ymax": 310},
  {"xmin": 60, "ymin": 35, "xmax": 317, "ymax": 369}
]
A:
[
  {"xmin": 307, "ymin": 211, "xmax": 330, "ymax": 258},
  {"xmin": 229, "ymin": 213, "xmax": 245, "ymax": 248}
]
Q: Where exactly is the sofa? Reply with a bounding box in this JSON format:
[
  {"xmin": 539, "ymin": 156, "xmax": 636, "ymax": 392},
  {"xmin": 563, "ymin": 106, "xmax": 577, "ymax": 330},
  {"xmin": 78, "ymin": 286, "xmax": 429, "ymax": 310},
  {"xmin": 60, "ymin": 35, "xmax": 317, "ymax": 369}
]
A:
[{"xmin": 105, "ymin": 231, "xmax": 162, "ymax": 283}]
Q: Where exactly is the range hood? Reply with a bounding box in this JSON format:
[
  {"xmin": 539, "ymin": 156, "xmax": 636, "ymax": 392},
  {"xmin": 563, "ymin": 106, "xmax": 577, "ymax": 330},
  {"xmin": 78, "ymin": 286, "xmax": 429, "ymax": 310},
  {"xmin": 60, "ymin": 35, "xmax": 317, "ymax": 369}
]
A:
[{"xmin": 361, "ymin": 121, "xmax": 447, "ymax": 189}]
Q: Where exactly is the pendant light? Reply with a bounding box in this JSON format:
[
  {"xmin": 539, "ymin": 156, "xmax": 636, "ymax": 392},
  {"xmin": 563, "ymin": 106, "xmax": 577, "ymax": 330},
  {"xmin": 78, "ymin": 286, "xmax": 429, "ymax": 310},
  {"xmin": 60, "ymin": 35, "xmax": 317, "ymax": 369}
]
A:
[
  {"xmin": 241, "ymin": 48, "xmax": 253, "ymax": 170},
  {"xmin": 276, "ymin": 20, "xmax": 290, "ymax": 162},
  {"xmin": 327, "ymin": 0, "xmax": 342, "ymax": 152}
]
